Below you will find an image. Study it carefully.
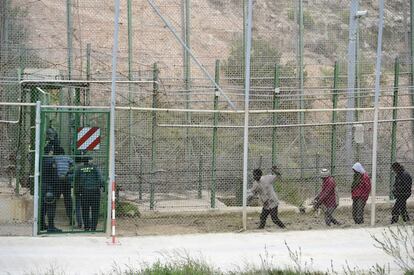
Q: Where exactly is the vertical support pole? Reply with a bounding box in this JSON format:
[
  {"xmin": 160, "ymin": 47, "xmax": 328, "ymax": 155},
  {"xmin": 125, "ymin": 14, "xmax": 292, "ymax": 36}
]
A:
[
  {"xmin": 346, "ymin": 0, "xmax": 359, "ymax": 169},
  {"xmin": 30, "ymin": 88, "xmax": 39, "ymax": 196},
  {"xmin": 184, "ymin": 0, "xmax": 191, "ymax": 111},
  {"xmin": 272, "ymin": 64, "xmax": 280, "ymax": 166},
  {"xmin": 0, "ymin": 0, "xmax": 8, "ymax": 62},
  {"xmin": 389, "ymin": 58, "xmax": 400, "ymax": 200},
  {"xmin": 127, "ymin": 0, "xmax": 133, "ymax": 85},
  {"xmin": 86, "ymin": 43, "xmax": 91, "ymax": 106},
  {"xmin": 355, "ymin": 23, "xmax": 361, "ymax": 162},
  {"xmin": 86, "ymin": 44, "xmax": 91, "ymax": 82},
  {"xmin": 139, "ymin": 154, "xmax": 143, "ymax": 200},
  {"xmin": 298, "ymin": 0, "xmax": 305, "ymax": 178},
  {"xmin": 150, "ymin": 63, "xmax": 159, "ymax": 210},
  {"xmin": 370, "ymin": 0, "xmax": 385, "ymax": 226},
  {"xmin": 15, "ymin": 69, "xmax": 22, "ymax": 195},
  {"xmin": 410, "ymin": 0, "xmax": 414, "ymax": 160},
  {"xmin": 182, "ymin": 0, "xmax": 191, "ymax": 162},
  {"xmin": 17, "ymin": 77, "xmax": 27, "ymax": 194},
  {"xmin": 127, "ymin": 0, "xmax": 134, "ymax": 192},
  {"xmin": 33, "ymin": 101, "xmax": 41, "ymax": 236},
  {"xmin": 84, "ymin": 44, "xmax": 91, "ymax": 128},
  {"xmin": 242, "ymin": 0, "xmax": 247, "ymax": 83},
  {"xmin": 211, "ymin": 60, "xmax": 220, "ymax": 208},
  {"xmin": 198, "ymin": 154, "xmax": 203, "ymax": 199},
  {"xmin": 66, "ymin": 0, "xmax": 73, "ymax": 80},
  {"xmin": 331, "ymin": 62, "xmax": 339, "ymax": 176},
  {"xmin": 108, "ymin": 0, "xmax": 121, "ymax": 243},
  {"xmin": 315, "ymin": 152, "xmax": 320, "ymax": 196},
  {"xmin": 242, "ymin": 0, "xmax": 253, "ymax": 231}
]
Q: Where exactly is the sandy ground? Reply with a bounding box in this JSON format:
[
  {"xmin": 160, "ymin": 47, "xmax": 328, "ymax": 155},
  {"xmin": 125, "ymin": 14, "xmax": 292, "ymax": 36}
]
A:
[
  {"xmin": 117, "ymin": 205, "xmax": 414, "ymax": 236},
  {"xmin": 0, "ymin": 226, "xmax": 408, "ymax": 275}
]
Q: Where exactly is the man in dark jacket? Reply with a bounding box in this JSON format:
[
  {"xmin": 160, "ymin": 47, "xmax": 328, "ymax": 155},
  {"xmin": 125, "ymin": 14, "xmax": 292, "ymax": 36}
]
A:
[
  {"xmin": 391, "ymin": 162, "xmax": 412, "ymax": 223},
  {"xmin": 40, "ymin": 149, "xmax": 62, "ymax": 233},
  {"xmin": 74, "ymin": 156, "xmax": 104, "ymax": 231}
]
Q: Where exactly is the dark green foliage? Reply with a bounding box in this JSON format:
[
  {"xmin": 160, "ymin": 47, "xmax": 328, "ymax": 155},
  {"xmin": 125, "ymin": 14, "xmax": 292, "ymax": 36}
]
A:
[{"xmin": 223, "ymin": 38, "xmax": 281, "ymax": 87}]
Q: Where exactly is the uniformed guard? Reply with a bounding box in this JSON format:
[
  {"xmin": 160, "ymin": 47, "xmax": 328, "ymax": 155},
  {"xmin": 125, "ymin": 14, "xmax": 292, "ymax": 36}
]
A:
[
  {"xmin": 74, "ymin": 155, "xmax": 104, "ymax": 231},
  {"xmin": 41, "ymin": 148, "xmax": 61, "ymax": 233}
]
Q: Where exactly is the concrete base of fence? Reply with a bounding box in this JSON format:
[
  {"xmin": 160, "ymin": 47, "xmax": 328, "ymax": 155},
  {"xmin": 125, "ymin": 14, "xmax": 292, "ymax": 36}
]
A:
[
  {"xmin": 0, "ymin": 193, "xmax": 33, "ymax": 223},
  {"xmin": 137, "ymin": 196, "xmax": 414, "ymax": 218}
]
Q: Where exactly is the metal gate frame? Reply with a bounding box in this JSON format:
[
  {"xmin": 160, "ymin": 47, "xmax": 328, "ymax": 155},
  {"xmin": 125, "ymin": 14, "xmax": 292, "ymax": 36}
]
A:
[{"xmin": 34, "ymin": 104, "xmax": 110, "ymax": 235}]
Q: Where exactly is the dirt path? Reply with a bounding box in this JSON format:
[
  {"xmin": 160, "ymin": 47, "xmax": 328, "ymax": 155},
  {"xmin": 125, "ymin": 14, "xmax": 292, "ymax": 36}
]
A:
[{"xmin": 118, "ymin": 205, "xmax": 414, "ymax": 236}]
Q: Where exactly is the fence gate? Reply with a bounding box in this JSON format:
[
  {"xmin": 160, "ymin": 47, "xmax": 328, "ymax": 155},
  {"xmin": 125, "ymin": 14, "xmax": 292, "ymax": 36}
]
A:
[{"xmin": 38, "ymin": 108, "xmax": 110, "ymax": 234}]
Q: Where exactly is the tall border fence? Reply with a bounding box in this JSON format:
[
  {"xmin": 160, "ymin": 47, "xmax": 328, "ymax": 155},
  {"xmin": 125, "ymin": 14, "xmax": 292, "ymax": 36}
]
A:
[{"xmin": 1, "ymin": 0, "xmax": 414, "ymax": 235}]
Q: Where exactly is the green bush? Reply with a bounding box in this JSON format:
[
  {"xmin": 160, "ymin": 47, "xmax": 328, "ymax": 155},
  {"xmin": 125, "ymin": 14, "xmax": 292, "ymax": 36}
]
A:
[
  {"xmin": 222, "ymin": 38, "xmax": 281, "ymax": 88},
  {"xmin": 116, "ymin": 201, "xmax": 141, "ymax": 218}
]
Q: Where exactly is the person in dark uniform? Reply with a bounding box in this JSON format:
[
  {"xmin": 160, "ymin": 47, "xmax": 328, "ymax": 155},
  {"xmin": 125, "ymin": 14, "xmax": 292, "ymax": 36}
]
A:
[
  {"xmin": 40, "ymin": 149, "xmax": 61, "ymax": 233},
  {"xmin": 74, "ymin": 156, "xmax": 104, "ymax": 231},
  {"xmin": 391, "ymin": 162, "xmax": 412, "ymax": 223}
]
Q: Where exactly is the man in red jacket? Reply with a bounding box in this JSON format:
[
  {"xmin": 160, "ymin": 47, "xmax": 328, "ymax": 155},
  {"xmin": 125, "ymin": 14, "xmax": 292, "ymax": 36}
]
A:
[
  {"xmin": 314, "ymin": 168, "xmax": 341, "ymax": 226},
  {"xmin": 351, "ymin": 162, "xmax": 372, "ymax": 224}
]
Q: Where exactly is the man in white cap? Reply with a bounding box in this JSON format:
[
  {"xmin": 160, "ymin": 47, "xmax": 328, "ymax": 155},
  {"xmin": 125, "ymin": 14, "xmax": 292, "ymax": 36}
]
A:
[
  {"xmin": 313, "ymin": 168, "xmax": 341, "ymax": 226},
  {"xmin": 351, "ymin": 162, "xmax": 372, "ymax": 224}
]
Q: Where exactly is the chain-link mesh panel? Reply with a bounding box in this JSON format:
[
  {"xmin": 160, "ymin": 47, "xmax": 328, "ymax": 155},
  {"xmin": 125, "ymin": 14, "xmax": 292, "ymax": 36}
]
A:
[
  {"xmin": 1, "ymin": 0, "xmax": 414, "ymax": 236},
  {"xmin": 0, "ymin": 103, "xmax": 35, "ymax": 236}
]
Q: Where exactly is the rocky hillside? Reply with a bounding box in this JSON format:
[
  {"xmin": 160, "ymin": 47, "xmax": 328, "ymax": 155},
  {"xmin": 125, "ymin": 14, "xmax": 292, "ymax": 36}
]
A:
[{"xmin": 9, "ymin": 0, "xmax": 411, "ymax": 83}]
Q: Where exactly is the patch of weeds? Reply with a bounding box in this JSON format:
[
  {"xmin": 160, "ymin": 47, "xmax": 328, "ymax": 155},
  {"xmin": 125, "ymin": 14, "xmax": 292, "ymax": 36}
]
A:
[
  {"xmin": 117, "ymin": 201, "xmax": 141, "ymax": 218},
  {"xmin": 372, "ymin": 226, "xmax": 414, "ymax": 274},
  {"xmin": 110, "ymin": 250, "xmax": 218, "ymax": 275}
]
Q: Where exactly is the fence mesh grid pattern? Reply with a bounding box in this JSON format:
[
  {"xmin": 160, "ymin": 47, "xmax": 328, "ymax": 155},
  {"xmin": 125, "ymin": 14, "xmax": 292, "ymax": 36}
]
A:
[{"xmin": 0, "ymin": 0, "xmax": 414, "ymax": 236}]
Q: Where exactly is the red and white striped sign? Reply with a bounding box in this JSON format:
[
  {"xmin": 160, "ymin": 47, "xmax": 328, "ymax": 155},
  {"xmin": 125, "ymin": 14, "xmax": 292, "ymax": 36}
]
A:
[{"xmin": 77, "ymin": 127, "xmax": 101, "ymax": 151}]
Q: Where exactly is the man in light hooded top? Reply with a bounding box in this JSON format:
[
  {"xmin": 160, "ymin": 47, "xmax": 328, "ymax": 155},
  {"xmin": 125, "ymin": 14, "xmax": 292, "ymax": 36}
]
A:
[
  {"xmin": 351, "ymin": 162, "xmax": 372, "ymax": 224},
  {"xmin": 247, "ymin": 168, "xmax": 286, "ymax": 229}
]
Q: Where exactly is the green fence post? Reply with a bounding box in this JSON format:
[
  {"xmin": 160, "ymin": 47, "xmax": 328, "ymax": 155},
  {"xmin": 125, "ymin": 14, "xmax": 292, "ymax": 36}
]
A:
[
  {"xmin": 127, "ymin": 0, "xmax": 134, "ymax": 193},
  {"xmin": 29, "ymin": 87, "xmax": 40, "ymax": 195},
  {"xmin": 272, "ymin": 64, "xmax": 280, "ymax": 166},
  {"xmin": 15, "ymin": 68, "xmax": 22, "ymax": 195},
  {"xmin": 211, "ymin": 60, "xmax": 220, "ymax": 208},
  {"xmin": 17, "ymin": 78, "xmax": 27, "ymax": 194},
  {"xmin": 330, "ymin": 61, "xmax": 339, "ymax": 176},
  {"xmin": 390, "ymin": 57, "xmax": 400, "ymax": 200},
  {"xmin": 298, "ymin": 0, "xmax": 305, "ymax": 179},
  {"xmin": 66, "ymin": 0, "xmax": 73, "ymax": 80},
  {"xmin": 198, "ymin": 154, "xmax": 203, "ymax": 199},
  {"xmin": 86, "ymin": 43, "xmax": 91, "ymax": 105},
  {"xmin": 182, "ymin": 0, "xmax": 192, "ymax": 161},
  {"xmin": 139, "ymin": 154, "xmax": 143, "ymax": 200},
  {"xmin": 315, "ymin": 152, "xmax": 320, "ymax": 196},
  {"xmin": 150, "ymin": 63, "xmax": 159, "ymax": 210}
]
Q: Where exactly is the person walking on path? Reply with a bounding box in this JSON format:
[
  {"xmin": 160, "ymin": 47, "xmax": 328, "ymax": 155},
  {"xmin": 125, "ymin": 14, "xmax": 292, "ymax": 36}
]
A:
[
  {"xmin": 247, "ymin": 169, "xmax": 286, "ymax": 229},
  {"xmin": 313, "ymin": 168, "xmax": 341, "ymax": 226},
  {"xmin": 391, "ymin": 162, "xmax": 412, "ymax": 223},
  {"xmin": 351, "ymin": 162, "xmax": 371, "ymax": 224}
]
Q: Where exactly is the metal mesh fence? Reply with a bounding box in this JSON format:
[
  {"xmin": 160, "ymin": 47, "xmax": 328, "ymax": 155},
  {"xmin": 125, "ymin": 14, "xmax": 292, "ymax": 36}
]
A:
[{"xmin": 0, "ymin": 0, "xmax": 414, "ymax": 236}]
